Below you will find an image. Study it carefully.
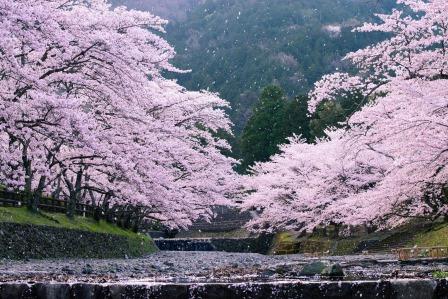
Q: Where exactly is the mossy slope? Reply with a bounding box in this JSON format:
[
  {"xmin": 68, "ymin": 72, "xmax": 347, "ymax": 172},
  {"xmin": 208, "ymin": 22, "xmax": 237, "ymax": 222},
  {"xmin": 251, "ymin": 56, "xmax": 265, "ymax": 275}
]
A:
[
  {"xmin": 412, "ymin": 223, "xmax": 448, "ymax": 247},
  {"xmin": 271, "ymin": 220, "xmax": 448, "ymax": 256},
  {"xmin": 0, "ymin": 207, "xmax": 157, "ymax": 259}
]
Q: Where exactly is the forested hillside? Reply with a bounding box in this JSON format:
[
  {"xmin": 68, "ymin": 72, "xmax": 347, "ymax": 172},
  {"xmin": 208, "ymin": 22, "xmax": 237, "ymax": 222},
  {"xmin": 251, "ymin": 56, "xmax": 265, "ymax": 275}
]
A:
[
  {"xmin": 111, "ymin": 0, "xmax": 202, "ymax": 21},
  {"xmin": 162, "ymin": 0, "xmax": 397, "ymax": 134}
]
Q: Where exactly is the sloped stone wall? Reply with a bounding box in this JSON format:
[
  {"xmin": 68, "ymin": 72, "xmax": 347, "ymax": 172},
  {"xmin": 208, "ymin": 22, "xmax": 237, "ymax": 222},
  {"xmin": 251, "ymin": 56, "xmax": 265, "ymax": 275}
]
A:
[{"xmin": 0, "ymin": 222, "xmax": 154, "ymax": 259}]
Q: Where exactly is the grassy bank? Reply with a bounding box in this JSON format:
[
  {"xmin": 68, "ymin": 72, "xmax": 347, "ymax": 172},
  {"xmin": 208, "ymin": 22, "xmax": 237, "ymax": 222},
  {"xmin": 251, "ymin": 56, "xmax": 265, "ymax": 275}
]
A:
[
  {"xmin": 271, "ymin": 220, "xmax": 448, "ymax": 256},
  {"xmin": 412, "ymin": 222, "xmax": 448, "ymax": 247},
  {"xmin": 0, "ymin": 207, "xmax": 157, "ymax": 258}
]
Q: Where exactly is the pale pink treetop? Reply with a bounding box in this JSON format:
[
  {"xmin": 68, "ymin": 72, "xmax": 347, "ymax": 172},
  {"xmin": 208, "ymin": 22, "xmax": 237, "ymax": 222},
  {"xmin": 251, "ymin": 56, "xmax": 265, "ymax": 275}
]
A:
[
  {"xmin": 0, "ymin": 0, "xmax": 238, "ymax": 228},
  {"xmin": 243, "ymin": 0, "xmax": 448, "ymax": 233}
]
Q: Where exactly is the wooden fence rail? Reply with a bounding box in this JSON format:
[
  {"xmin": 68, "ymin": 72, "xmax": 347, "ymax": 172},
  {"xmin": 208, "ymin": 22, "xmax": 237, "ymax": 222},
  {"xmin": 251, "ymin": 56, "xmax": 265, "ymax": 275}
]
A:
[
  {"xmin": 0, "ymin": 190, "xmax": 97, "ymax": 217},
  {"xmin": 0, "ymin": 189, "xmax": 155, "ymax": 231}
]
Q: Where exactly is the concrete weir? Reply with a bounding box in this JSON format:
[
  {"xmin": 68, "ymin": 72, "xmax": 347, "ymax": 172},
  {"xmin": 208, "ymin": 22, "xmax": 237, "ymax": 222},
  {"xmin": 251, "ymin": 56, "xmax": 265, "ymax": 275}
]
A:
[
  {"xmin": 1, "ymin": 279, "xmax": 447, "ymax": 299},
  {"xmin": 154, "ymin": 236, "xmax": 273, "ymax": 254}
]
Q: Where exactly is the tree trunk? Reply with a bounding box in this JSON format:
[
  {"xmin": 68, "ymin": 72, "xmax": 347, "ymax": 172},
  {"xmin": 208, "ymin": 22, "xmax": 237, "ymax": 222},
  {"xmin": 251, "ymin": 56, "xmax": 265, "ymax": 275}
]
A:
[
  {"xmin": 51, "ymin": 174, "xmax": 62, "ymax": 199},
  {"xmin": 122, "ymin": 206, "xmax": 133, "ymax": 229},
  {"xmin": 66, "ymin": 169, "xmax": 83, "ymax": 219},
  {"xmin": 22, "ymin": 144, "xmax": 36, "ymax": 212},
  {"xmin": 89, "ymin": 189, "xmax": 101, "ymax": 221},
  {"xmin": 29, "ymin": 176, "xmax": 46, "ymax": 212},
  {"xmin": 103, "ymin": 197, "xmax": 114, "ymax": 223},
  {"xmin": 132, "ymin": 207, "xmax": 142, "ymax": 233},
  {"xmin": 66, "ymin": 194, "xmax": 75, "ymax": 219}
]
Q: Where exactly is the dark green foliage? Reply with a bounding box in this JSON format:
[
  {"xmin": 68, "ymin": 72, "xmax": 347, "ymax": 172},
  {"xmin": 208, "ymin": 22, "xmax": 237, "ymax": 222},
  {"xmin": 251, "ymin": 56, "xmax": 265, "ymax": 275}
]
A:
[
  {"xmin": 240, "ymin": 86, "xmax": 287, "ymax": 171},
  {"xmin": 282, "ymin": 95, "xmax": 312, "ymax": 142},
  {"xmin": 239, "ymin": 86, "xmax": 312, "ymax": 171},
  {"xmin": 118, "ymin": 0, "xmax": 397, "ymax": 164},
  {"xmin": 310, "ymin": 101, "xmax": 346, "ymax": 138},
  {"xmin": 310, "ymin": 91, "xmax": 365, "ymax": 138},
  {"xmin": 166, "ymin": 0, "xmax": 397, "ymax": 135},
  {"xmin": 239, "ymin": 85, "xmax": 366, "ymax": 170}
]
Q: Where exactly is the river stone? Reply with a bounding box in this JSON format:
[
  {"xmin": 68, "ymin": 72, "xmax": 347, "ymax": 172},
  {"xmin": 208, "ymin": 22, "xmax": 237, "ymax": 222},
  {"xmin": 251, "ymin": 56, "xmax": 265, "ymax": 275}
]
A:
[
  {"xmin": 61, "ymin": 265, "xmax": 75, "ymax": 275},
  {"xmin": 81, "ymin": 264, "xmax": 93, "ymax": 275},
  {"xmin": 299, "ymin": 261, "xmax": 328, "ymax": 276},
  {"xmin": 299, "ymin": 261, "xmax": 344, "ymax": 277},
  {"xmin": 322, "ymin": 263, "xmax": 344, "ymax": 277}
]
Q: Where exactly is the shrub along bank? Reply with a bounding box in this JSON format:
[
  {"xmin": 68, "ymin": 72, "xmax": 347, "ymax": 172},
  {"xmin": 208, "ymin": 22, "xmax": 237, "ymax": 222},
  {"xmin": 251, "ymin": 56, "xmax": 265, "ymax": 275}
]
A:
[{"xmin": 0, "ymin": 207, "xmax": 157, "ymax": 259}]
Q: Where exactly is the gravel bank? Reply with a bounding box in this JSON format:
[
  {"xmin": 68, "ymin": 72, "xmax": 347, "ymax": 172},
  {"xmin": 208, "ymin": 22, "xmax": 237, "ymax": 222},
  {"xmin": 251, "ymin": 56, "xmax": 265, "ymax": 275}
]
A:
[{"xmin": 0, "ymin": 252, "xmax": 446, "ymax": 284}]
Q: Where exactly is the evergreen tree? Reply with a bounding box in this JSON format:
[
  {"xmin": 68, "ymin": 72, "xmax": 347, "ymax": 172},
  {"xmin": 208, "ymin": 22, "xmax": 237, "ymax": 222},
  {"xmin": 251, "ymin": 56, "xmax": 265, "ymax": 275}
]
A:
[
  {"xmin": 239, "ymin": 87, "xmax": 312, "ymax": 172},
  {"xmin": 282, "ymin": 95, "xmax": 312, "ymax": 142},
  {"xmin": 309, "ymin": 101, "xmax": 345, "ymax": 138},
  {"xmin": 240, "ymin": 86, "xmax": 287, "ymax": 171},
  {"xmin": 163, "ymin": 0, "xmax": 397, "ymax": 135},
  {"xmin": 309, "ymin": 92, "xmax": 365, "ymax": 138}
]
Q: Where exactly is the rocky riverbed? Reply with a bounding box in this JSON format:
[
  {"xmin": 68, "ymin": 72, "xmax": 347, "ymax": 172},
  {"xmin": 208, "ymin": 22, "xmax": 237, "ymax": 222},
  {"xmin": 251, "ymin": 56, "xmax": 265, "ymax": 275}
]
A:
[{"xmin": 0, "ymin": 252, "xmax": 447, "ymax": 284}]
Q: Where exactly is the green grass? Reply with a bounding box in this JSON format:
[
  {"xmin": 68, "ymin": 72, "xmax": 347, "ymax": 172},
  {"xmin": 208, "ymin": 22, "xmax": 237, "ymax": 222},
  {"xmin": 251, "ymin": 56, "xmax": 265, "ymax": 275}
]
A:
[
  {"xmin": 0, "ymin": 207, "xmax": 128, "ymax": 236},
  {"xmin": 433, "ymin": 271, "xmax": 448, "ymax": 279},
  {"xmin": 411, "ymin": 223, "xmax": 448, "ymax": 247},
  {"xmin": 269, "ymin": 221, "xmax": 448, "ymax": 256},
  {"xmin": 0, "ymin": 207, "xmax": 157, "ymax": 256},
  {"xmin": 0, "ymin": 207, "xmax": 58, "ymax": 227},
  {"xmin": 269, "ymin": 232, "xmax": 300, "ymax": 254},
  {"xmin": 277, "ymin": 232, "xmax": 296, "ymax": 243},
  {"xmin": 270, "ymin": 231, "xmax": 359, "ymax": 256},
  {"xmin": 333, "ymin": 239, "xmax": 359, "ymax": 255}
]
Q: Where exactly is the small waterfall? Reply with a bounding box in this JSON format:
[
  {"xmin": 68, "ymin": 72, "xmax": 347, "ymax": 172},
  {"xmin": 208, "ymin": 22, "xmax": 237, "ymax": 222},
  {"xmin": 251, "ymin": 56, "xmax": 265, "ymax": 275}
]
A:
[
  {"xmin": 154, "ymin": 239, "xmax": 216, "ymax": 251},
  {"xmin": 154, "ymin": 235, "xmax": 273, "ymax": 254}
]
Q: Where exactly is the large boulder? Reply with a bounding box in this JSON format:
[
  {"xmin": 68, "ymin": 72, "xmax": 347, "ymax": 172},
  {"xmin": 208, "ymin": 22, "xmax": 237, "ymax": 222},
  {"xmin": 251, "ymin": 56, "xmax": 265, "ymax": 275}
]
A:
[
  {"xmin": 299, "ymin": 261, "xmax": 344, "ymax": 277},
  {"xmin": 322, "ymin": 263, "xmax": 344, "ymax": 277}
]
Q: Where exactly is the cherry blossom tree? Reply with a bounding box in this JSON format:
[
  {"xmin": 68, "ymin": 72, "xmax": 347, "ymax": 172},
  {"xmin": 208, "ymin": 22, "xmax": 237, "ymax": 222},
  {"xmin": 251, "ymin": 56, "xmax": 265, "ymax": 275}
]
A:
[
  {"xmin": 0, "ymin": 0, "xmax": 237, "ymax": 228},
  {"xmin": 243, "ymin": 0, "xmax": 448, "ymax": 233}
]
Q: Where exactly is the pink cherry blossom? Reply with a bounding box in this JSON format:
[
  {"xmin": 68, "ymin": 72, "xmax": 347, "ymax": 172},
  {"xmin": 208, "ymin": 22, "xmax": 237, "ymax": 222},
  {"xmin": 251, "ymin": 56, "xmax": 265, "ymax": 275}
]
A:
[
  {"xmin": 243, "ymin": 0, "xmax": 448, "ymax": 233},
  {"xmin": 0, "ymin": 0, "xmax": 238, "ymax": 228}
]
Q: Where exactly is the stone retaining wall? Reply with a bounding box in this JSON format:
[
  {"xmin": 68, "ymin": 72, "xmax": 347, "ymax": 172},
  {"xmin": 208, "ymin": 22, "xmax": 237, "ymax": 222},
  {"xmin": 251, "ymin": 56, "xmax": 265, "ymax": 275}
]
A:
[
  {"xmin": 0, "ymin": 279, "xmax": 447, "ymax": 299},
  {"xmin": 0, "ymin": 222, "xmax": 154, "ymax": 259},
  {"xmin": 154, "ymin": 235, "xmax": 273, "ymax": 254}
]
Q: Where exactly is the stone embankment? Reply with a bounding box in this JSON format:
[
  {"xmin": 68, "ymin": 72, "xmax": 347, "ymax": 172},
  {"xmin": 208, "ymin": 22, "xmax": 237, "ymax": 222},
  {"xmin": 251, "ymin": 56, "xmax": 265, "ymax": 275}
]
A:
[
  {"xmin": 0, "ymin": 222, "xmax": 155, "ymax": 259},
  {"xmin": 1, "ymin": 279, "xmax": 447, "ymax": 299}
]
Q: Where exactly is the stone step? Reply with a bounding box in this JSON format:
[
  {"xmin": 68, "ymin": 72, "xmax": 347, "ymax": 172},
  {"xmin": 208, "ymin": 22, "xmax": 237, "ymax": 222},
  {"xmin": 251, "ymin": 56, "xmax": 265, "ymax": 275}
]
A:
[{"xmin": 1, "ymin": 279, "xmax": 446, "ymax": 299}]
